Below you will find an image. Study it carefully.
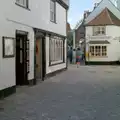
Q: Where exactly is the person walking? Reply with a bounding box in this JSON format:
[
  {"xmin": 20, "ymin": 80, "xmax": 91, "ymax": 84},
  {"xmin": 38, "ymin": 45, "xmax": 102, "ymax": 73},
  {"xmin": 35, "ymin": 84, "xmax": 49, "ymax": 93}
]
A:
[
  {"xmin": 76, "ymin": 48, "xmax": 82, "ymax": 68},
  {"xmin": 69, "ymin": 46, "xmax": 73, "ymax": 64}
]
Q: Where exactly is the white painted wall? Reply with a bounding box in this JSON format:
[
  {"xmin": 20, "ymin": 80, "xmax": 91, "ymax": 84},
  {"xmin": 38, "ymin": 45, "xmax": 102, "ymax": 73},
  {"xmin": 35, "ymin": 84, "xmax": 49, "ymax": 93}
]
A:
[
  {"xmin": 86, "ymin": 25, "xmax": 120, "ymax": 62},
  {"xmin": 0, "ymin": 17, "xmax": 34, "ymax": 90},
  {"xmin": 46, "ymin": 36, "xmax": 67, "ymax": 74},
  {"xmin": 0, "ymin": 0, "xmax": 67, "ymax": 90},
  {"xmin": 0, "ymin": 0, "xmax": 66, "ymax": 36},
  {"xmin": 85, "ymin": 0, "xmax": 120, "ymax": 24}
]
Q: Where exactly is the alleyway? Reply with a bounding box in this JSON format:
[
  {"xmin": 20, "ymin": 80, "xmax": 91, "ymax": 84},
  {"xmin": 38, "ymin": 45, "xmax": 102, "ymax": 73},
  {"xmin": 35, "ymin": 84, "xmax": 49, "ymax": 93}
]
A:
[{"xmin": 1, "ymin": 65, "xmax": 120, "ymax": 120}]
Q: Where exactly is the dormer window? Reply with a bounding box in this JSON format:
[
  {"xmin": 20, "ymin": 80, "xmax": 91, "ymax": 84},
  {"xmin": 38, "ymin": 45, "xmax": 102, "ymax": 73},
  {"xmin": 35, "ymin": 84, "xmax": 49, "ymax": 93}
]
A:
[{"xmin": 93, "ymin": 26, "xmax": 106, "ymax": 36}]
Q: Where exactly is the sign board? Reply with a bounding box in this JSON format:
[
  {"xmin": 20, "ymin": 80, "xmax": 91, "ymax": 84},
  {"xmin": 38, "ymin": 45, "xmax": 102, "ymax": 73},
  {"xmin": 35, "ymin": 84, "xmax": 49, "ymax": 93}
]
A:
[{"xmin": 86, "ymin": 34, "xmax": 120, "ymax": 41}]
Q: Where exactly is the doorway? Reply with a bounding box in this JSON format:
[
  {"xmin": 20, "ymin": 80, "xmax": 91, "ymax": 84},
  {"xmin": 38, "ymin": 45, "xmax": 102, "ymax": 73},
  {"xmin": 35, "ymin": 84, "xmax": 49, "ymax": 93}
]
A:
[
  {"xmin": 35, "ymin": 37, "xmax": 46, "ymax": 81},
  {"xmin": 16, "ymin": 31, "xmax": 29, "ymax": 85}
]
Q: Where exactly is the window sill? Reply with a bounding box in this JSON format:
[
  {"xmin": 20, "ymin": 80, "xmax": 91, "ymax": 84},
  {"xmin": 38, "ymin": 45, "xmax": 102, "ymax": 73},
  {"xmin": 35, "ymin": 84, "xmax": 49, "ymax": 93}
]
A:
[
  {"xmin": 90, "ymin": 56, "xmax": 108, "ymax": 58},
  {"xmin": 92, "ymin": 34, "xmax": 106, "ymax": 36},
  {"xmin": 49, "ymin": 61, "xmax": 65, "ymax": 66},
  {"xmin": 50, "ymin": 20, "xmax": 57, "ymax": 24},
  {"xmin": 15, "ymin": 3, "xmax": 30, "ymax": 11}
]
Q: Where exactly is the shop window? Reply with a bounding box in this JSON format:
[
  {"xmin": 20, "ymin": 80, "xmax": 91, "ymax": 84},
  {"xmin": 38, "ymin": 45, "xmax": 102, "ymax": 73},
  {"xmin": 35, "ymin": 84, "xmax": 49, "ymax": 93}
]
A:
[
  {"xmin": 50, "ymin": 36, "xmax": 64, "ymax": 65},
  {"xmin": 90, "ymin": 46, "xmax": 107, "ymax": 57}
]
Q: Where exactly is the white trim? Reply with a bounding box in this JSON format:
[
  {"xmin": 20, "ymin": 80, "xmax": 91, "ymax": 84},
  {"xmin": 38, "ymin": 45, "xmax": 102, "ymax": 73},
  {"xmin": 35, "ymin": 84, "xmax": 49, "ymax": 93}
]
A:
[{"xmin": 51, "ymin": 60, "xmax": 63, "ymax": 65}]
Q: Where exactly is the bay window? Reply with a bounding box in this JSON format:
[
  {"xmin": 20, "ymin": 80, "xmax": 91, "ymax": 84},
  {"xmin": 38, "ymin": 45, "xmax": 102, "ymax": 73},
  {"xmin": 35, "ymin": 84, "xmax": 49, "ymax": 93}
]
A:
[{"xmin": 90, "ymin": 46, "xmax": 107, "ymax": 57}]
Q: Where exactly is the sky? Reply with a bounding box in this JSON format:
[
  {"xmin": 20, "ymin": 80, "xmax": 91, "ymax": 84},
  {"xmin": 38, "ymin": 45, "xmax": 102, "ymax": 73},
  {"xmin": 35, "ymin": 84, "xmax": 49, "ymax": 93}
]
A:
[{"xmin": 68, "ymin": 0, "xmax": 96, "ymax": 29}]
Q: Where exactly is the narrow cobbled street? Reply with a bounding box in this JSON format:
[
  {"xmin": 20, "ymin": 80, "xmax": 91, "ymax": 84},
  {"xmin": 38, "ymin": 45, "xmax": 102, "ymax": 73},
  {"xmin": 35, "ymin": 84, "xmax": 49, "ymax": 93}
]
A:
[{"xmin": 1, "ymin": 65, "xmax": 120, "ymax": 120}]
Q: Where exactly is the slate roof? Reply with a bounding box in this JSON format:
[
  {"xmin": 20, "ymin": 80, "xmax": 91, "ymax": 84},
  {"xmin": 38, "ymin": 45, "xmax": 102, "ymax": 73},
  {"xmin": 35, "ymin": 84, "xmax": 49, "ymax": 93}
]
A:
[{"xmin": 86, "ymin": 8, "xmax": 120, "ymax": 26}]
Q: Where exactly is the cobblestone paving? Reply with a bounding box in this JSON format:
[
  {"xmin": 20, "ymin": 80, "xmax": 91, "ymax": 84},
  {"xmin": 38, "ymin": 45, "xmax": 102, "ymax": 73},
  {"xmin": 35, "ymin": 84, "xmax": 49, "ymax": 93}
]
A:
[{"xmin": 0, "ymin": 65, "xmax": 120, "ymax": 120}]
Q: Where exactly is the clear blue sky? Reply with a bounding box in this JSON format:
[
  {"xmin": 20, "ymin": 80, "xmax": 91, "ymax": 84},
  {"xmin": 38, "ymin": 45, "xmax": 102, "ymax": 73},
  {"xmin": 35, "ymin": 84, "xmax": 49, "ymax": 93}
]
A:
[{"xmin": 68, "ymin": 0, "xmax": 94, "ymax": 28}]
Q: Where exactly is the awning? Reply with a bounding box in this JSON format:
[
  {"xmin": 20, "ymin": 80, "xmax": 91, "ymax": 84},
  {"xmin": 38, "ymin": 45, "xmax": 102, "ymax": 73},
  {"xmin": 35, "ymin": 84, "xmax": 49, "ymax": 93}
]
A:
[{"xmin": 89, "ymin": 40, "xmax": 110, "ymax": 44}]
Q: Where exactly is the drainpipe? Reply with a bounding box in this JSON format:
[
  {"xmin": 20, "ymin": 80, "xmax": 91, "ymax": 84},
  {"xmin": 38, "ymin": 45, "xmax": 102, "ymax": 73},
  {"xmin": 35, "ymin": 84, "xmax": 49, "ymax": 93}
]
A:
[
  {"xmin": 73, "ymin": 29, "xmax": 76, "ymax": 49},
  {"xmin": 72, "ymin": 29, "xmax": 76, "ymax": 64}
]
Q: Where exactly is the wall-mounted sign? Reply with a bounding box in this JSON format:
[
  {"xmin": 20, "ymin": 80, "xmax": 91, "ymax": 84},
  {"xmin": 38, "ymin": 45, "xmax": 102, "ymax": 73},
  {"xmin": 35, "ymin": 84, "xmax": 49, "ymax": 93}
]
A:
[
  {"xmin": 3, "ymin": 37, "xmax": 15, "ymax": 58},
  {"xmin": 86, "ymin": 34, "xmax": 120, "ymax": 41},
  {"xmin": 86, "ymin": 35, "xmax": 112, "ymax": 40}
]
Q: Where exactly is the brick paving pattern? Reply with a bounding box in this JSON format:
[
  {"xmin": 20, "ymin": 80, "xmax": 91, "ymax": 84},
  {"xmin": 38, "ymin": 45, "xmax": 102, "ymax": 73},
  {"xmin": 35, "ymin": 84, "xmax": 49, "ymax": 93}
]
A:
[{"xmin": 0, "ymin": 65, "xmax": 120, "ymax": 120}]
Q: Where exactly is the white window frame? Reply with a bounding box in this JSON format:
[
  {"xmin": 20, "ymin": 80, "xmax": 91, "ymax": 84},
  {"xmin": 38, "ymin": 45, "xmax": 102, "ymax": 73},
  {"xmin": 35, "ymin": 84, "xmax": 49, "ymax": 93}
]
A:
[
  {"xmin": 93, "ymin": 26, "xmax": 106, "ymax": 36},
  {"xmin": 16, "ymin": 0, "xmax": 28, "ymax": 8},
  {"xmin": 49, "ymin": 36, "xmax": 64, "ymax": 65},
  {"xmin": 90, "ymin": 45, "xmax": 107, "ymax": 57},
  {"xmin": 50, "ymin": 0, "xmax": 56, "ymax": 22}
]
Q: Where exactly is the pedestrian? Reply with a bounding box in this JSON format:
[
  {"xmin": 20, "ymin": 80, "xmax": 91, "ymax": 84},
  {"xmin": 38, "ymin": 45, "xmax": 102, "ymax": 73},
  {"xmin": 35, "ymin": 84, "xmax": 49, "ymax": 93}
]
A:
[
  {"xmin": 69, "ymin": 46, "xmax": 73, "ymax": 64},
  {"xmin": 76, "ymin": 48, "xmax": 82, "ymax": 68},
  {"xmin": 73, "ymin": 48, "xmax": 76, "ymax": 64}
]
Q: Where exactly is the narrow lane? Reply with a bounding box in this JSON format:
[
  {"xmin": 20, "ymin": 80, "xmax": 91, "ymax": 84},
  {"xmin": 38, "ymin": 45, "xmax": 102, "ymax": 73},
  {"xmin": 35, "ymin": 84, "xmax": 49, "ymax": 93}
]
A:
[{"xmin": 0, "ymin": 65, "xmax": 120, "ymax": 120}]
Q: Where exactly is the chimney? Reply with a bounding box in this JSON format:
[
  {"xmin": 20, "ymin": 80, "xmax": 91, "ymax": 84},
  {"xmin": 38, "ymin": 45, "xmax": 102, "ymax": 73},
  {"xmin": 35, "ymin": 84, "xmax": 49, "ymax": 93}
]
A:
[
  {"xmin": 84, "ymin": 10, "xmax": 91, "ymax": 19},
  {"xmin": 94, "ymin": 2, "xmax": 99, "ymax": 9}
]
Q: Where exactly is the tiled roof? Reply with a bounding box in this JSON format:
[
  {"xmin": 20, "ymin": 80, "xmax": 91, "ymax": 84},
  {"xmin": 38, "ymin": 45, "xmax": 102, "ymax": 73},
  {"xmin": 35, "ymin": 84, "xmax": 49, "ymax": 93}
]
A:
[
  {"xmin": 89, "ymin": 40, "xmax": 110, "ymax": 44},
  {"xmin": 86, "ymin": 8, "xmax": 120, "ymax": 26}
]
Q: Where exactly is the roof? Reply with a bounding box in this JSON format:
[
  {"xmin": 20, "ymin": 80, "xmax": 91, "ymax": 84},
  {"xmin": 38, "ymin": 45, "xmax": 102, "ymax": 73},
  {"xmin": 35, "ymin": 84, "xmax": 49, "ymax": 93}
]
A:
[
  {"xmin": 89, "ymin": 40, "xmax": 110, "ymax": 44},
  {"xmin": 86, "ymin": 7, "xmax": 120, "ymax": 26},
  {"xmin": 85, "ymin": 0, "xmax": 120, "ymax": 25},
  {"xmin": 74, "ymin": 19, "xmax": 84, "ymax": 30}
]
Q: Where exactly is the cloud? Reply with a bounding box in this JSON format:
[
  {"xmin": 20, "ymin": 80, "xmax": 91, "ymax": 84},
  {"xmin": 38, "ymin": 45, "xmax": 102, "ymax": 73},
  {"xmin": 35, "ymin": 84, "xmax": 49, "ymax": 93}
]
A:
[{"xmin": 68, "ymin": 18, "xmax": 73, "ymax": 23}]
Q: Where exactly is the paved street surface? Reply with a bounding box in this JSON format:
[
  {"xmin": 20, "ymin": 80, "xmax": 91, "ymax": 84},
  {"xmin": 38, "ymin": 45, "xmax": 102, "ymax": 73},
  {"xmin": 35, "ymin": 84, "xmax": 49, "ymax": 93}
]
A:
[{"xmin": 1, "ymin": 65, "xmax": 120, "ymax": 120}]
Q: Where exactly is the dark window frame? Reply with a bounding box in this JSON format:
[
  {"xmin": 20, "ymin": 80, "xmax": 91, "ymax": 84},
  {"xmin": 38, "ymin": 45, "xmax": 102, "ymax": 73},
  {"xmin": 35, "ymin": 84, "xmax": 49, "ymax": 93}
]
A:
[
  {"xmin": 15, "ymin": 0, "xmax": 30, "ymax": 10},
  {"xmin": 50, "ymin": 0, "xmax": 56, "ymax": 23},
  {"xmin": 49, "ymin": 35, "xmax": 65, "ymax": 66}
]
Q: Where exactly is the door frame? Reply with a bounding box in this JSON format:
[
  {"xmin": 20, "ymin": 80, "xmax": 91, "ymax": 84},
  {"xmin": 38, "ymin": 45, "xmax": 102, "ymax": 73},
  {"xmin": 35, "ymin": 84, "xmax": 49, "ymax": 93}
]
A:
[
  {"xmin": 15, "ymin": 30, "xmax": 29, "ymax": 85},
  {"xmin": 41, "ymin": 36, "xmax": 46, "ymax": 80},
  {"xmin": 34, "ymin": 32, "xmax": 46, "ymax": 82}
]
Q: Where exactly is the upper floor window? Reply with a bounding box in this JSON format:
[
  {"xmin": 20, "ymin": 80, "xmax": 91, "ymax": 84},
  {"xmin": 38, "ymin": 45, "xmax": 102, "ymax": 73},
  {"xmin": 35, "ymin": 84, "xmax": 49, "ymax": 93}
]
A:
[
  {"xmin": 93, "ymin": 26, "xmax": 106, "ymax": 36},
  {"xmin": 50, "ymin": 0, "xmax": 56, "ymax": 23},
  {"xmin": 16, "ymin": 0, "xmax": 28, "ymax": 8}
]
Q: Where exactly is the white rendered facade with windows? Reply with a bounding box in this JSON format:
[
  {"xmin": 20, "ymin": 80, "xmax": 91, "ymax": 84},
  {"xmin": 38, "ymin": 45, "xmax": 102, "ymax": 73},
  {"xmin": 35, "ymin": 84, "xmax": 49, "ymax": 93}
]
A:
[
  {"xmin": 86, "ymin": 25, "xmax": 120, "ymax": 63},
  {"xmin": 0, "ymin": 0, "xmax": 68, "ymax": 96}
]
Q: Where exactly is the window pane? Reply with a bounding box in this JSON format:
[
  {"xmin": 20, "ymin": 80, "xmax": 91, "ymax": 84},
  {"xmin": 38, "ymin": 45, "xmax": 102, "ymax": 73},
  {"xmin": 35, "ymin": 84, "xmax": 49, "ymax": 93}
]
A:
[
  {"xmin": 93, "ymin": 26, "xmax": 106, "ymax": 35},
  {"xmin": 16, "ymin": 0, "xmax": 28, "ymax": 7},
  {"xmin": 102, "ymin": 46, "xmax": 107, "ymax": 56},
  {"xmin": 50, "ymin": 0, "xmax": 55, "ymax": 11},
  {"xmin": 95, "ymin": 46, "xmax": 101, "ymax": 56},
  {"xmin": 50, "ymin": 12, "xmax": 55, "ymax": 21},
  {"xmin": 50, "ymin": 0, "xmax": 55, "ymax": 22},
  {"xmin": 50, "ymin": 36, "xmax": 64, "ymax": 64},
  {"xmin": 90, "ymin": 46, "xmax": 94, "ymax": 56}
]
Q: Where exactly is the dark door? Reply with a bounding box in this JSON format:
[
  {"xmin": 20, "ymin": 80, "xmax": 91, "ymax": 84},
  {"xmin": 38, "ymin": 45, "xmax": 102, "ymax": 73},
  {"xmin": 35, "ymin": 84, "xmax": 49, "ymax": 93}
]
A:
[
  {"xmin": 16, "ymin": 34, "xmax": 29, "ymax": 85},
  {"xmin": 41, "ymin": 37, "xmax": 46, "ymax": 80}
]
